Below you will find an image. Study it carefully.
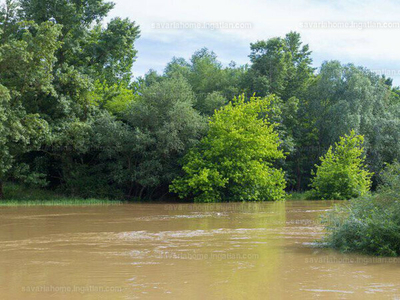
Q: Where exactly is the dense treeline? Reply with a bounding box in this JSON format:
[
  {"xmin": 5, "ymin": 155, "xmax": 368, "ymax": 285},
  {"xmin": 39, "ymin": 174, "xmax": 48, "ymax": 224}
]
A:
[{"xmin": 1, "ymin": 0, "xmax": 400, "ymax": 200}]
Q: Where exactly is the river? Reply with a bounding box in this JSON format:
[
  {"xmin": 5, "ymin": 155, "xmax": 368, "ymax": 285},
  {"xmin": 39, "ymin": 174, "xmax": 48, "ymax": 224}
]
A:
[{"xmin": 0, "ymin": 201, "xmax": 399, "ymax": 299}]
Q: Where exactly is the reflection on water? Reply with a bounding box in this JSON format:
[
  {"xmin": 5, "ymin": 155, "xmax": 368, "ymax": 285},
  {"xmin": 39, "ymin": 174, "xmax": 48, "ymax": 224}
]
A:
[{"xmin": 0, "ymin": 201, "xmax": 399, "ymax": 299}]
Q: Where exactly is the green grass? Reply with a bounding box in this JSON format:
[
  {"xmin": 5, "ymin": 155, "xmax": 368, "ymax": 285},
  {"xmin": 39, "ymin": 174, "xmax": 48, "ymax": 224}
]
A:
[
  {"xmin": 1, "ymin": 183, "xmax": 123, "ymax": 206},
  {"xmin": 0, "ymin": 198, "xmax": 123, "ymax": 206},
  {"xmin": 287, "ymin": 191, "xmax": 314, "ymax": 200},
  {"xmin": 1, "ymin": 183, "xmax": 331, "ymax": 206}
]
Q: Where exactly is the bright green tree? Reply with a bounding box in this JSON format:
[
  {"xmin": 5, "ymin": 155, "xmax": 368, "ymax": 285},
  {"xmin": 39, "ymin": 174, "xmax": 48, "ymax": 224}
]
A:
[
  {"xmin": 310, "ymin": 130, "xmax": 373, "ymax": 200},
  {"xmin": 170, "ymin": 95, "xmax": 286, "ymax": 202},
  {"xmin": 88, "ymin": 80, "xmax": 137, "ymax": 114}
]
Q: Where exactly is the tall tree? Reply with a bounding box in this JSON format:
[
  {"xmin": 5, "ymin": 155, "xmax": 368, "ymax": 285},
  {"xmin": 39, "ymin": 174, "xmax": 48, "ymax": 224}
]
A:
[
  {"xmin": 19, "ymin": 0, "xmax": 140, "ymax": 85},
  {"xmin": 306, "ymin": 61, "xmax": 400, "ymax": 184},
  {"xmin": 82, "ymin": 17, "xmax": 140, "ymax": 84},
  {"xmin": 164, "ymin": 48, "xmax": 245, "ymax": 115},
  {"xmin": 13, "ymin": 0, "xmax": 140, "ymax": 191},
  {"xmin": 245, "ymin": 31, "xmax": 313, "ymax": 100},
  {"xmin": 0, "ymin": 15, "xmax": 61, "ymax": 197}
]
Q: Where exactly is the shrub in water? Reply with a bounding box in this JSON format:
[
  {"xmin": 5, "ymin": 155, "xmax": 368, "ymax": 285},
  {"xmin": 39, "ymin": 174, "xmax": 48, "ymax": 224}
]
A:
[
  {"xmin": 170, "ymin": 95, "xmax": 286, "ymax": 202},
  {"xmin": 322, "ymin": 162, "xmax": 400, "ymax": 256},
  {"xmin": 310, "ymin": 130, "xmax": 373, "ymax": 200}
]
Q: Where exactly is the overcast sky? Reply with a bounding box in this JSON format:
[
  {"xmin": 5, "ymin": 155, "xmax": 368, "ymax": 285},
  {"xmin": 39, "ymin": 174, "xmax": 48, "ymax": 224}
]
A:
[{"xmin": 108, "ymin": 0, "xmax": 400, "ymax": 85}]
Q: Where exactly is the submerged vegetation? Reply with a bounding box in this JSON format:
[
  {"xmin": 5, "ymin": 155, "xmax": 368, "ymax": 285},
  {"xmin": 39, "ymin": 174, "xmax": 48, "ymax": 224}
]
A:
[
  {"xmin": 322, "ymin": 162, "xmax": 400, "ymax": 256},
  {"xmin": 322, "ymin": 196, "xmax": 400, "ymax": 256},
  {"xmin": 1, "ymin": 0, "xmax": 400, "ymax": 204}
]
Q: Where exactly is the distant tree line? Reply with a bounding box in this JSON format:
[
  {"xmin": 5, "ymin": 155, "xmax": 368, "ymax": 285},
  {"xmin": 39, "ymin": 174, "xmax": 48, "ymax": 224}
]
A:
[{"xmin": 1, "ymin": 0, "xmax": 400, "ymax": 200}]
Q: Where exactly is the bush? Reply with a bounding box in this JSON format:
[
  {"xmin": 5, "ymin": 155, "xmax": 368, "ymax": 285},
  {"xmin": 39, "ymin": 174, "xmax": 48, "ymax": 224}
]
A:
[
  {"xmin": 170, "ymin": 94, "xmax": 286, "ymax": 202},
  {"xmin": 322, "ymin": 197, "xmax": 400, "ymax": 256},
  {"xmin": 310, "ymin": 131, "xmax": 372, "ymax": 200},
  {"xmin": 322, "ymin": 161, "xmax": 400, "ymax": 256}
]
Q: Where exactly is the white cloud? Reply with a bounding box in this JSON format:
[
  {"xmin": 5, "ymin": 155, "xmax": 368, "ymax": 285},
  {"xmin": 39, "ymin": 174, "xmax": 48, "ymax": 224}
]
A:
[{"xmin": 108, "ymin": 0, "xmax": 400, "ymax": 83}]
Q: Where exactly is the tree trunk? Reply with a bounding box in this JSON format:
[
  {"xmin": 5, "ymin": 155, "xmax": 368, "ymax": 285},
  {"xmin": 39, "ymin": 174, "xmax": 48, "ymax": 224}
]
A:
[
  {"xmin": 0, "ymin": 181, "xmax": 3, "ymax": 199},
  {"xmin": 296, "ymin": 162, "xmax": 302, "ymax": 191},
  {"xmin": 138, "ymin": 186, "xmax": 145, "ymax": 199}
]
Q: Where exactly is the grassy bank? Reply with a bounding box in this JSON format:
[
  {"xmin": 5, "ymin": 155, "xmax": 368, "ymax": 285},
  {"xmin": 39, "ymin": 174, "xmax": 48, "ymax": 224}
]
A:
[
  {"xmin": 1, "ymin": 183, "xmax": 327, "ymax": 206},
  {"xmin": 0, "ymin": 183, "xmax": 123, "ymax": 206},
  {"xmin": 0, "ymin": 198, "xmax": 123, "ymax": 206}
]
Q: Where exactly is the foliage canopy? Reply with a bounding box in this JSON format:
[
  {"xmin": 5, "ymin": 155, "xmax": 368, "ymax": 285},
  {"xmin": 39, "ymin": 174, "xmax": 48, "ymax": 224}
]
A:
[
  {"xmin": 171, "ymin": 95, "xmax": 286, "ymax": 202},
  {"xmin": 310, "ymin": 131, "xmax": 373, "ymax": 200}
]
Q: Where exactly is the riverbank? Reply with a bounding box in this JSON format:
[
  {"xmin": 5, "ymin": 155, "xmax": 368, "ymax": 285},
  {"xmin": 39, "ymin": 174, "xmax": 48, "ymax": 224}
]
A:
[
  {"xmin": 0, "ymin": 183, "xmax": 123, "ymax": 206},
  {"xmin": 0, "ymin": 182, "xmax": 311, "ymax": 206},
  {"xmin": 0, "ymin": 199, "xmax": 123, "ymax": 206}
]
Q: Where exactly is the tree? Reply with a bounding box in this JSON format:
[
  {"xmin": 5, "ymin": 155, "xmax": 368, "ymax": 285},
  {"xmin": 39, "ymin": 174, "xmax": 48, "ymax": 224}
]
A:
[
  {"xmin": 310, "ymin": 131, "xmax": 373, "ymax": 200},
  {"xmin": 376, "ymin": 161, "xmax": 400, "ymax": 201},
  {"xmin": 245, "ymin": 31, "xmax": 314, "ymax": 100},
  {"xmin": 281, "ymin": 32, "xmax": 313, "ymax": 101},
  {"xmin": 88, "ymin": 80, "xmax": 137, "ymax": 114},
  {"xmin": 244, "ymin": 32, "xmax": 315, "ymax": 191},
  {"xmin": 0, "ymin": 18, "xmax": 60, "ymax": 198},
  {"xmin": 0, "ymin": 85, "xmax": 11, "ymax": 198},
  {"xmin": 306, "ymin": 61, "xmax": 400, "ymax": 185},
  {"xmin": 246, "ymin": 37, "xmax": 289, "ymax": 97},
  {"xmin": 18, "ymin": 0, "xmax": 114, "ymax": 66},
  {"xmin": 18, "ymin": 0, "xmax": 140, "ymax": 96},
  {"xmin": 13, "ymin": 0, "xmax": 140, "ymax": 193},
  {"xmin": 0, "ymin": 0, "xmax": 18, "ymax": 40},
  {"xmin": 164, "ymin": 57, "xmax": 191, "ymax": 79},
  {"xmin": 195, "ymin": 91, "xmax": 226, "ymax": 116},
  {"xmin": 82, "ymin": 17, "xmax": 140, "ymax": 85},
  {"xmin": 91, "ymin": 77, "xmax": 206, "ymax": 199},
  {"xmin": 188, "ymin": 48, "xmax": 225, "ymax": 96},
  {"xmin": 170, "ymin": 95, "xmax": 286, "ymax": 202},
  {"xmin": 163, "ymin": 48, "xmax": 245, "ymax": 115}
]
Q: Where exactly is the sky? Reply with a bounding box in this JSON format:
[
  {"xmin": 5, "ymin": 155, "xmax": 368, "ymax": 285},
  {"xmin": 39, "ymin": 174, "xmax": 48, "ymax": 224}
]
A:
[{"xmin": 107, "ymin": 0, "xmax": 400, "ymax": 85}]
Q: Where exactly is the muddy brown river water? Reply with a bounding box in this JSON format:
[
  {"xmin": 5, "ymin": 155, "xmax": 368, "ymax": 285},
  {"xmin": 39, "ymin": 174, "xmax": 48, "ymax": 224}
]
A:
[{"xmin": 0, "ymin": 201, "xmax": 399, "ymax": 299}]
